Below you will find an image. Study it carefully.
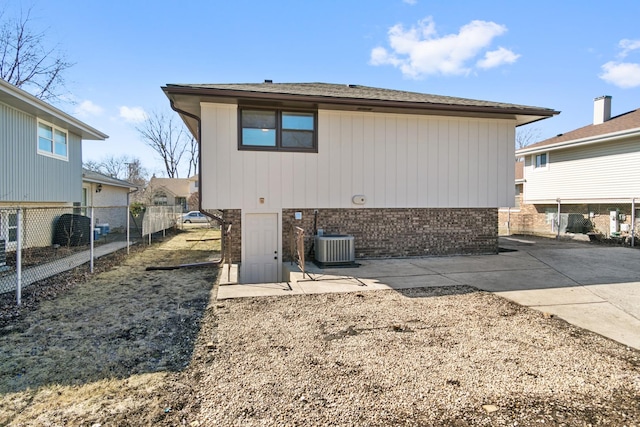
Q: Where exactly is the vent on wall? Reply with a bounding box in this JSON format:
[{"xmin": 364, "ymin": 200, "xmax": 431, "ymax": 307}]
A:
[{"xmin": 314, "ymin": 235, "xmax": 355, "ymax": 266}]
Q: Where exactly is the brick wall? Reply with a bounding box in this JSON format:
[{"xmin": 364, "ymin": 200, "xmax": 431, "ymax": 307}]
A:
[
  {"xmin": 282, "ymin": 208, "xmax": 498, "ymax": 261},
  {"xmin": 222, "ymin": 209, "xmax": 241, "ymax": 263},
  {"xmin": 498, "ymin": 193, "xmax": 557, "ymax": 237},
  {"xmin": 499, "ymin": 193, "xmax": 638, "ymax": 238}
]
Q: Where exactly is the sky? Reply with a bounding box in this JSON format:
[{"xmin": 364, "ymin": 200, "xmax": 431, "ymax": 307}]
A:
[{"xmin": 4, "ymin": 0, "xmax": 640, "ymax": 178}]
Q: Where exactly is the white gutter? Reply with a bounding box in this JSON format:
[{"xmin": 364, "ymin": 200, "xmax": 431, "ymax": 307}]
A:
[{"xmin": 517, "ymin": 126, "xmax": 640, "ymax": 156}]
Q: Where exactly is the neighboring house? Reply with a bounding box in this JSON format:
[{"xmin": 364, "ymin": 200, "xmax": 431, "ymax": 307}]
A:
[
  {"xmin": 0, "ymin": 78, "xmax": 107, "ymax": 249},
  {"xmin": 163, "ymin": 81, "xmax": 557, "ymax": 283},
  {"xmin": 82, "ymin": 168, "xmax": 138, "ymax": 232},
  {"xmin": 508, "ymin": 96, "xmax": 640, "ymax": 238},
  {"xmin": 143, "ymin": 175, "xmax": 198, "ymax": 211},
  {"xmin": 498, "ymin": 161, "xmax": 524, "ymax": 235}
]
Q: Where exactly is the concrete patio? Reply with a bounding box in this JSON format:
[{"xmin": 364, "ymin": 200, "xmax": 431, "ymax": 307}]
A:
[{"xmin": 218, "ymin": 236, "xmax": 640, "ymax": 350}]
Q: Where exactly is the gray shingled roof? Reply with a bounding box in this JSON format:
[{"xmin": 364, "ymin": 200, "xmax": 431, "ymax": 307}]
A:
[
  {"xmin": 165, "ymin": 82, "xmax": 557, "ymax": 113},
  {"xmin": 518, "ymin": 108, "xmax": 640, "ymax": 153}
]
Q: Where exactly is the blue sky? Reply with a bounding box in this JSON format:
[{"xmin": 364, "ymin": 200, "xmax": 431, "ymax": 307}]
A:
[{"xmin": 5, "ymin": 0, "xmax": 640, "ymax": 177}]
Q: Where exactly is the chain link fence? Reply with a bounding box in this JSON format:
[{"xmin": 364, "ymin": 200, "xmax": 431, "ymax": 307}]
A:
[
  {"xmin": 0, "ymin": 205, "xmax": 176, "ymax": 305},
  {"xmin": 499, "ymin": 198, "xmax": 638, "ymax": 246}
]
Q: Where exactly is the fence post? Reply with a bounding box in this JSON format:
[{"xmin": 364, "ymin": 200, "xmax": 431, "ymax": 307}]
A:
[
  {"xmin": 556, "ymin": 199, "xmax": 561, "ymax": 239},
  {"xmin": 89, "ymin": 206, "xmax": 95, "ymax": 273},
  {"xmin": 632, "ymin": 198, "xmax": 636, "ymax": 247},
  {"xmin": 16, "ymin": 208, "xmax": 22, "ymax": 306},
  {"xmin": 126, "ymin": 201, "xmax": 131, "ymax": 255}
]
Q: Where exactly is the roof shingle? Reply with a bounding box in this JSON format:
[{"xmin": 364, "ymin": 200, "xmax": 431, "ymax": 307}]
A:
[
  {"xmin": 165, "ymin": 82, "xmax": 557, "ymax": 114},
  {"xmin": 521, "ymin": 108, "xmax": 640, "ymax": 151}
]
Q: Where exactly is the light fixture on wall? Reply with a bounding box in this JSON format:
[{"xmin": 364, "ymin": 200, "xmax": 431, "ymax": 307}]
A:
[{"xmin": 96, "ymin": 184, "xmax": 102, "ymax": 193}]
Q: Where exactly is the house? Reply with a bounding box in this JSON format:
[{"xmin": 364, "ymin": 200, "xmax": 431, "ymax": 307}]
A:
[
  {"xmin": 0, "ymin": 78, "xmax": 107, "ymax": 250},
  {"xmin": 82, "ymin": 168, "xmax": 138, "ymax": 232},
  {"xmin": 143, "ymin": 175, "xmax": 198, "ymax": 211},
  {"xmin": 163, "ymin": 81, "xmax": 557, "ymax": 283},
  {"xmin": 509, "ymin": 96, "xmax": 640, "ymax": 239}
]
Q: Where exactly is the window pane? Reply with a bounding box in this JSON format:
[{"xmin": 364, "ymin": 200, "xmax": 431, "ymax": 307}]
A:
[
  {"xmin": 242, "ymin": 110, "xmax": 276, "ymax": 129},
  {"xmin": 54, "ymin": 142, "xmax": 67, "ymax": 156},
  {"xmin": 242, "ymin": 128, "xmax": 276, "ymax": 146},
  {"xmin": 282, "ymin": 112, "xmax": 314, "ymax": 130},
  {"xmin": 38, "ymin": 123, "xmax": 53, "ymax": 139},
  {"xmin": 39, "ymin": 137, "xmax": 52, "ymax": 152},
  {"xmin": 9, "ymin": 229, "xmax": 17, "ymax": 242},
  {"xmin": 9, "ymin": 214, "xmax": 17, "ymax": 227},
  {"xmin": 282, "ymin": 130, "xmax": 313, "ymax": 148},
  {"xmin": 536, "ymin": 153, "xmax": 547, "ymax": 168},
  {"xmin": 54, "ymin": 130, "xmax": 67, "ymax": 156}
]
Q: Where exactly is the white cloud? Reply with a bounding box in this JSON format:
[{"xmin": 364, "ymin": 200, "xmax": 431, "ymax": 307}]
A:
[
  {"xmin": 599, "ymin": 61, "xmax": 640, "ymax": 88},
  {"xmin": 618, "ymin": 39, "xmax": 640, "ymax": 58},
  {"xmin": 477, "ymin": 46, "xmax": 520, "ymax": 69},
  {"xmin": 75, "ymin": 100, "xmax": 104, "ymax": 118},
  {"xmin": 119, "ymin": 106, "xmax": 148, "ymax": 123},
  {"xmin": 370, "ymin": 17, "xmax": 516, "ymax": 78}
]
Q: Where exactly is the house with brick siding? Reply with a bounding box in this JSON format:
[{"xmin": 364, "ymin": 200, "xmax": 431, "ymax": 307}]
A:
[
  {"xmin": 506, "ymin": 96, "xmax": 640, "ymax": 239},
  {"xmin": 163, "ymin": 82, "xmax": 557, "ymax": 283}
]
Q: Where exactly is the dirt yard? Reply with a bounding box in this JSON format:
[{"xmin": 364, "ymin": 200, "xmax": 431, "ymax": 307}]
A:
[
  {"xmin": 0, "ymin": 228, "xmax": 220, "ymax": 426},
  {"xmin": 0, "ymin": 229, "xmax": 639, "ymax": 426}
]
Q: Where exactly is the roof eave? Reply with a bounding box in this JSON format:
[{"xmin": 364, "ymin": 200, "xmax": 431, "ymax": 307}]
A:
[
  {"xmin": 0, "ymin": 79, "xmax": 108, "ymax": 140},
  {"xmin": 517, "ymin": 126, "xmax": 640, "ymax": 156},
  {"xmin": 82, "ymin": 176, "xmax": 138, "ymax": 190},
  {"xmin": 162, "ymin": 85, "xmax": 559, "ymax": 122}
]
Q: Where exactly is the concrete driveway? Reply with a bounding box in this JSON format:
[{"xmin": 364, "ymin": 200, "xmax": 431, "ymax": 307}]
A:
[{"xmin": 218, "ymin": 236, "xmax": 640, "ymax": 350}]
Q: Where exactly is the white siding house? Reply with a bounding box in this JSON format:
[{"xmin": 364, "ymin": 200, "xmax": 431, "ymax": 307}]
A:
[
  {"xmin": 201, "ymin": 105, "xmax": 517, "ymax": 210},
  {"xmin": 164, "ymin": 82, "xmax": 557, "ymax": 283},
  {"xmin": 513, "ymin": 96, "xmax": 640, "ymax": 239},
  {"xmin": 82, "ymin": 169, "xmax": 137, "ymax": 232},
  {"xmin": 518, "ymin": 97, "xmax": 640, "ymax": 203}
]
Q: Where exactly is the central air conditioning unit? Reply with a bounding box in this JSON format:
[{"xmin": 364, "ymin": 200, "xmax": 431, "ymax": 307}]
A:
[{"xmin": 314, "ymin": 235, "xmax": 355, "ymax": 267}]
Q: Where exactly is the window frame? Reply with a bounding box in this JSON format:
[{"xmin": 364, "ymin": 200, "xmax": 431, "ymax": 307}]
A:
[
  {"xmin": 533, "ymin": 152, "xmax": 548, "ymax": 170},
  {"xmin": 37, "ymin": 119, "xmax": 69, "ymax": 161},
  {"xmin": 238, "ymin": 106, "xmax": 318, "ymax": 153}
]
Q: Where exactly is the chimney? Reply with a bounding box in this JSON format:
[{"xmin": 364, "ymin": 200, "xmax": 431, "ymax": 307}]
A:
[{"xmin": 593, "ymin": 95, "xmax": 611, "ymax": 125}]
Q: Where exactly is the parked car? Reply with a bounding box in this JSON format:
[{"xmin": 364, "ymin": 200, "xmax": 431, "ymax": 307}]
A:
[{"xmin": 181, "ymin": 211, "xmax": 210, "ymax": 223}]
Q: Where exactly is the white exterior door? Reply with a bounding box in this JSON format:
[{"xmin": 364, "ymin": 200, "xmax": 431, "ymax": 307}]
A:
[{"xmin": 242, "ymin": 213, "xmax": 279, "ymax": 283}]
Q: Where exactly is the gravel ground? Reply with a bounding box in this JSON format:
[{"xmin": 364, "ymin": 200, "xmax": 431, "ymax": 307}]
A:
[
  {"xmin": 1, "ymin": 230, "xmax": 638, "ymax": 426},
  {"xmin": 170, "ymin": 286, "xmax": 640, "ymax": 426}
]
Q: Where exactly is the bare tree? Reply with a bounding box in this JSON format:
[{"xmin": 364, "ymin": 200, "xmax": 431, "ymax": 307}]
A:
[
  {"xmin": 0, "ymin": 7, "xmax": 73, "ymax": 101},
  {"xmin": 516, "ymin": 126, "xmax": 542, "ymax": 150},
  {"xmin": 124, "ymin": 158, "xmax": 148, "ymax": 187},
  {"xmin": 83, "ymin": 155, "xmax": 148, "ymax": 185},
  {"xmin": 100, "ymin": 155, "xmax": 129, "ymax": 178},
  {"xmin": 185, "ymin": 134, "xmax": 198, "ymax": 177},
  {"xmin": 136, "ymin": 111, "xmax": 188, "ymax": 178},
  {"xmin": 82, "ymin": 159, "xmax": 102, "ymax": 173}
]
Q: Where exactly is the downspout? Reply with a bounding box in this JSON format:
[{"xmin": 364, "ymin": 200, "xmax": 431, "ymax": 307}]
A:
[{"xmin": 169, "ymin": 100, "xmax": 225, "ymax": 265}]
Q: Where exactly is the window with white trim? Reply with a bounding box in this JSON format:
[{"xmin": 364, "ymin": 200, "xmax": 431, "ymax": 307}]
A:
[
  {"xmin": 534, "ymin": 152, "xmax": 548, "ymax": 169},
  {"xmin": 37, "ymin": 120, "xmax": 68, "ymax": 160}
]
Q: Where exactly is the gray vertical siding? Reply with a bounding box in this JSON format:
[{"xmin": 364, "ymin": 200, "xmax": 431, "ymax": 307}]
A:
[{"xmin": 1, "ymin": 102, "xmax": 82, "ymax": 204}]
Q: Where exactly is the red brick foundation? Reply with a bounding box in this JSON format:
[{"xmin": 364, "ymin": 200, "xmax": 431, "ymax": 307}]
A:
[
  {"xmin": 282, "ymin": 208, "xmax": 498, "ymax": 261},
  {"xmin": 221, "ymin": 209, "xmax": 242, "ymax": 263},
  {"xmin": 221, "ymin": 208, "xmax": 498, "ymax": 264}
]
